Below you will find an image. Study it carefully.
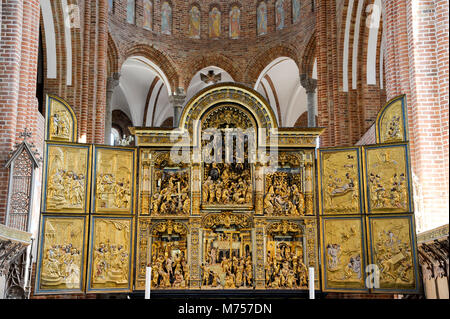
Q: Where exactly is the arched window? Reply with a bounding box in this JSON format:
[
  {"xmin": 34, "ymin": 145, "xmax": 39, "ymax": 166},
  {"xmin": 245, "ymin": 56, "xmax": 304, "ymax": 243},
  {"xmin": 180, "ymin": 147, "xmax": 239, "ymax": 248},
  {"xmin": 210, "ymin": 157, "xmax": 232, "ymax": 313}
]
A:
[{"xmin": 111, "ymin": 127, "xmax": 120, "ymax": 146}]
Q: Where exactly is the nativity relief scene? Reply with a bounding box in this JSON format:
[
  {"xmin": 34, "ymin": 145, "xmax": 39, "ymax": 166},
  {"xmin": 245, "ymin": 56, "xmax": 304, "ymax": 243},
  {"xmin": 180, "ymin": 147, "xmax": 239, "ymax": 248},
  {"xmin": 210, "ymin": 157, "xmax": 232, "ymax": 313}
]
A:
[{"xmin": 36, "ymin": 216, "xmax": 86, "ymax": 293}]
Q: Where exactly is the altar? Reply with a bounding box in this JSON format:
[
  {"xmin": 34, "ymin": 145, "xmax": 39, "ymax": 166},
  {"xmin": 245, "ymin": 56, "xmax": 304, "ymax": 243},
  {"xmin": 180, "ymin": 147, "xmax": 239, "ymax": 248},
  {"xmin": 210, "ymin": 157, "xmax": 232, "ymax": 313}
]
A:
[{"xmin": 33, "ymin": 85, "xmax": 420, "ymax": 296}]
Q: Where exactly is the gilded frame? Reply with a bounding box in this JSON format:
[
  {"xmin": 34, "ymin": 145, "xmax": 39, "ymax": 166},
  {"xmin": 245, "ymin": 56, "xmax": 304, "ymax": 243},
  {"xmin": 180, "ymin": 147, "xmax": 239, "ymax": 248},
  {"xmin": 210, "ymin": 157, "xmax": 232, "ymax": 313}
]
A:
[
  {"xmin": 375, "ymin": 95, "xmax": 408, "ymax": 144},
  {"xmin": 92, "ymin": 145, "xmax": 137, "ymax": 215},
  {"xmin": 45, "ymin": 94, "xmax": 78, "ymax": 142},
  {"xmin": 86, "ymin": 215, "xmax": 135, "ymax": 293},
  {"xmin": 34, "ymin": 214, "xmax": 88, "ymax": 295},
  {"xmin": 366, "ymin": 214, "xmax": 420, "ymax": 293},
  {"xmin": 317, "ymin": 147, "xmax": 364, "ymax": 215},
  {"xmin": 134, "ymin": 217, "xmax": 152, "ymax": 290},
  {"xmin": 41, "ymin": 141, "xmax": 92, "ymax": 214},
  {"xmin": 362, "ymin": 142, "xmax": 413, "ymax": 214},
  {"xmin": 320, "ymin": 216, "xmax": 369, "ymax": 293}
]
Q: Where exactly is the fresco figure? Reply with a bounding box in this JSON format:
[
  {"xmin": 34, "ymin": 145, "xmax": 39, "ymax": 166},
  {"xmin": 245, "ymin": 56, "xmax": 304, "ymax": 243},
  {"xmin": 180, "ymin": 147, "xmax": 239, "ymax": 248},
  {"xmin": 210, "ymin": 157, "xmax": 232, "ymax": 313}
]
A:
[
  {"xmin": 189, "ymin": 6, "xmax": 201, "ymax": 38},
  {"xmin": 161, "ymin": 2, "xmax": 172, "ymax": 35},
  {"xmin": 143, "ymin": 0, "xmax": 153, "ymax": 30},
  {"xmin": 257, "ymin": 2, "xmax": 268, "ymax": 35},
  {"xmin": 275, "ymin": 0, "xmax": 285, "ymax": 30},
  {"xmin": 209, "ymin": 7, "xmax": 221, "ymax": 38},
  {"xmin": 230, "ymin": 6, "xmax": 240, "ymax": 39}
]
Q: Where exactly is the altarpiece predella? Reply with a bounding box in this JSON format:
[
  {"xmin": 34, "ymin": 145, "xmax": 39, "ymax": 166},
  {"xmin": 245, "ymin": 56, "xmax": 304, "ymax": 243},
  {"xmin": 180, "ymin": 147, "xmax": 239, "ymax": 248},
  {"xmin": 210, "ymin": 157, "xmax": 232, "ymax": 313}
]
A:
[{"xmin": 35, "ymin": 86, "xmax": 420, "ymax": 296}]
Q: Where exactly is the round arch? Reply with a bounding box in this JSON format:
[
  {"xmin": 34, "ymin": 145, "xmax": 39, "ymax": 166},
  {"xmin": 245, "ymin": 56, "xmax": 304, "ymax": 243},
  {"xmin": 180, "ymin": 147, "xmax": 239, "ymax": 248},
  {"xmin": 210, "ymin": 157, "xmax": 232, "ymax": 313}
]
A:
[
  {"xmin": 124, "ymin": 44, "xmax": 180, "ymax": 92},
  {"xmin": 244, "ymin": 45, "xmax": 300, "ymax": 86},
  {"xmin": 179, "ymin": 83, "xmax": 278, "ymax": 147}
]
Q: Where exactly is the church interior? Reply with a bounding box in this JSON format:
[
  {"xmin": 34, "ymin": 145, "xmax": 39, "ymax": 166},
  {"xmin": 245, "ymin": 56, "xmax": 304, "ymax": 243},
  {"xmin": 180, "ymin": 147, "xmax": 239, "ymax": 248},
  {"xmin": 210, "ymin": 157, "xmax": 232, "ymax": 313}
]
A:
[{"xmin": 0, "ymin": 0, "xmax": 448, "ymax": 300}]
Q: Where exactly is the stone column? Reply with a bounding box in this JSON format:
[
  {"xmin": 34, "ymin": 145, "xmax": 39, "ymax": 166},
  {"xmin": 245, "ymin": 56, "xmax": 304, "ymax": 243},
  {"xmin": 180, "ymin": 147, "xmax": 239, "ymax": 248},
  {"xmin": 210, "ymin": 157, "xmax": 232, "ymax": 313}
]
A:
[
  {"xmin": 300, "ymin": 74, "xmax": 318, "ymax": 127},
  {"xmin": 170, "ymin": 88, "xmax": 186, "ymax": 127},
  {"xmin": 105, "ymin": 73, "xmax": 120, "ymax": 145}
]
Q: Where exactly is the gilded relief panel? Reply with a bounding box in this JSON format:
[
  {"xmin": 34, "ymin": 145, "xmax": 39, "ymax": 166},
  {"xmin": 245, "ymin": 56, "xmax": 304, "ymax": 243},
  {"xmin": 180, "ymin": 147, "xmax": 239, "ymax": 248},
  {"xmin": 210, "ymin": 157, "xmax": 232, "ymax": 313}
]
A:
[
  {"xmin": 200, "ymin": 212, "xmax": 253, "ymax": 289},
  {"xmin": 318, "ymin": 148, "xmax": 363, "ymax": 215},
  {"xmin": 45, "ymin": 95, "xmax": 77, "ymax": 142},
  {"xmin": 376, "ymin": 95, "xmax": 408, "ymax": 144},
  {"xmin": 151, "ymin": 151, "xmax": 190, "ymax": 216},
  {"xmin": 263, "ymin": 152, "xmax": 309, "ymax": 217},
  {"xmin": 363, "ymin": 143, "xmax": 412, "ymax": 214},
  {"xmin": 367, "ymin": 215, "xmax": 419, "ymax": 292},
  {"xmin": 35, "ymin": 215, "xmax": 87, "ymax": 294},
  {"xmin": 43, "ymin": 142, "xmax": 91, "ymax": 214},
  {"xmin": 320, "ymin": 217, "xmax": 367, "ymax": 292},
  {"xmin": 265, "ymin": 220, "xmax": 308, "ymax": 289},
  {"xmin": 93, "ymin": 146, "xmax": 136, "ymax": 214},
  {"xmin": 87, "ymin": 216, "xmax": 134, "ymax": 293}
]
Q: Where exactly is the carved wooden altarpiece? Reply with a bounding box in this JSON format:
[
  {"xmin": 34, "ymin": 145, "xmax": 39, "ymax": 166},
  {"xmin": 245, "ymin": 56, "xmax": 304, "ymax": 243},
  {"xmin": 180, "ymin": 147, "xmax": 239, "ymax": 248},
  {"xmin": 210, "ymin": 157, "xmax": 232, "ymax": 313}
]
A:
[{"xmin": 34, "ymin": 86, "xmax": 420, "ymax": 296}]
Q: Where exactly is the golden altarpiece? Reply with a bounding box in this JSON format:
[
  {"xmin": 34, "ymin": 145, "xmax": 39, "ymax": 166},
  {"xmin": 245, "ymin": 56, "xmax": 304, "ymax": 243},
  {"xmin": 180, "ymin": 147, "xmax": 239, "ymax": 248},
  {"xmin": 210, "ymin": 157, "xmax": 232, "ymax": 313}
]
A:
[{"xmin": 34, "ymin": 87, "xmax": 420, "ymax": 296}]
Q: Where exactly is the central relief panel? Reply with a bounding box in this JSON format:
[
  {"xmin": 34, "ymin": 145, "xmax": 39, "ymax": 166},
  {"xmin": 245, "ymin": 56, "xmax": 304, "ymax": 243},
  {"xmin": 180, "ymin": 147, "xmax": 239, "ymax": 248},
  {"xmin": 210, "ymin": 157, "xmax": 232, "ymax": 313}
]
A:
[
  {"xmin": 201, "ymin": 105, "xmax": 255, "ymax": 210},
  {"xmin": 201, "ymin": 212, "xmax": 253, "ymax": 289}
]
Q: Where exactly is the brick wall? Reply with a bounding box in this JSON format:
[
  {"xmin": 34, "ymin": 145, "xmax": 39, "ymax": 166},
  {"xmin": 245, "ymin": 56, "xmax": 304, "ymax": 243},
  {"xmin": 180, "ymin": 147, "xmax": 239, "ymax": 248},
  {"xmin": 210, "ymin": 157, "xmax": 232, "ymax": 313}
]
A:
[
  {"xmin": 316, "ymin": 0, "xmax": 448, "ymax": 230},
  {"xmin": 109, "ymin": 0, "xmax": 316, "ymax": 90},
  {"xmin": 383, "ymin": 0, "xmax": 449, "ymax": 230},
  {"xmin": 316, "ymin": 0, "xmax": 387, "ymax": 148},
  {"xmin": 0, "ymin": 0, "xmax": 42, "ymax": 223}
]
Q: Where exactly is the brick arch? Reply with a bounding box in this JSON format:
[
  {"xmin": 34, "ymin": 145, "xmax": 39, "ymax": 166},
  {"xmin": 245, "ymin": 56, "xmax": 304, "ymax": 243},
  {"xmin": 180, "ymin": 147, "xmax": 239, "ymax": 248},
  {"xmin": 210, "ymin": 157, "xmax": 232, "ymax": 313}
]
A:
[
  {"xmin": 183, "ymin": 54, "xmax": 243, "ymax": 90},
  {"xmin": 301, "ymin": 32, "xmax": 316, "ymax": 77},
  {"xmin": 123, "ymin": 44, "xmax": 180, "ymax": 89},
  {"xmin": 244, "ymin": 44, "xmax": 300, "ymax": 86},
  {"xmin": 107, "ymin": 33, "xmax": 119, "ymax": 76}
]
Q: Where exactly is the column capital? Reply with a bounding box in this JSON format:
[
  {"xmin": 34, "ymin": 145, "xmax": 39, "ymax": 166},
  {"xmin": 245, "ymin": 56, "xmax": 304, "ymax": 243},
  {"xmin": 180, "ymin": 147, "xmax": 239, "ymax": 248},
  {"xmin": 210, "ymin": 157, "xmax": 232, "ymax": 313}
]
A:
[
  {"xmin": 300, "ymin": 74, "xmax": 317, "ymax": 93},
  {"xmin": 107, "ymin": 72, "xmax": 121, "ymax": 91},
  {"xmin": 170, "ymin": 87, "xmax": 186, "ymax": 105}
]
